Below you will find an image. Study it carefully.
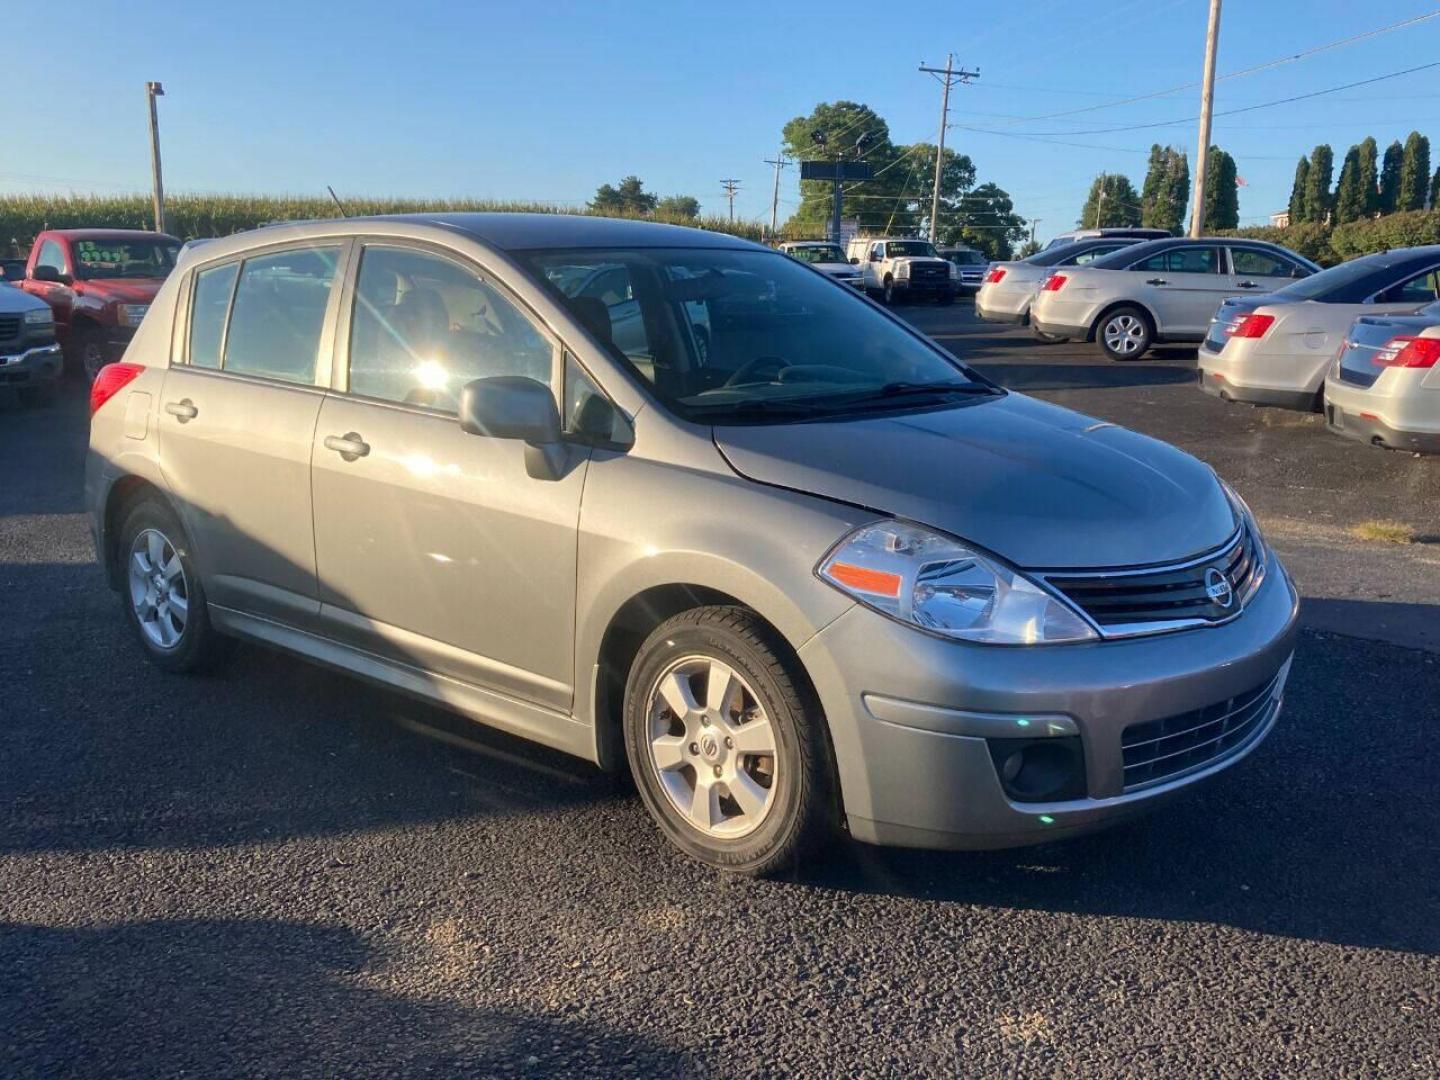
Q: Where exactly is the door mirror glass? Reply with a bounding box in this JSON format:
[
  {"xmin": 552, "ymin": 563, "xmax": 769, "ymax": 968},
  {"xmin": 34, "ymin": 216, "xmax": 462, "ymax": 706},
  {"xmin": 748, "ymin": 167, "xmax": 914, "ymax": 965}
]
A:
[{"xmin": 459, "ymin": 376, "xmax": 562, "ymax": 444}]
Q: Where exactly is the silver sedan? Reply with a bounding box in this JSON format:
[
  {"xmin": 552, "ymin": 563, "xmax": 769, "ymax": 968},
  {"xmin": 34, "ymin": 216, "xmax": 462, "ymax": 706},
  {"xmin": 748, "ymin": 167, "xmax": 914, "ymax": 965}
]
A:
[{"xmin": 1325, "ymin": 303, "xmax": 1440, "ymax": 453}]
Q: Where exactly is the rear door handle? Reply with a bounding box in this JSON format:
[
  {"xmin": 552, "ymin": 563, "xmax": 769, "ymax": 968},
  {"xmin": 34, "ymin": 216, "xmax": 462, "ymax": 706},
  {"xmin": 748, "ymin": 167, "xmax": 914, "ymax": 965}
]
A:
[
  {"xmin": 164, "ymin": 399, "xmax": 198, "ymax": 422},
  {"xmin": 324, "ymin": 432, "xmax": 370, "ymax": 461},
  {"xmin": 1145, "ymin": 278, "xmax": 1167, "ymax": 286}
]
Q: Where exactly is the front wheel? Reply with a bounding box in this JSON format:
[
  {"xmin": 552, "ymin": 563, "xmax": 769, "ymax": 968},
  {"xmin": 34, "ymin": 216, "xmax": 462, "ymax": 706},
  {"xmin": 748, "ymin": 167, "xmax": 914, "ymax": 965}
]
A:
[
  {"xmin": 1097, "ymin": 306, "xmax": 1153, "ymax": 361},
  {"xmin": 623, "ymin": 606, "xmax": 835, "ymax": 876},
  {"xmin": 72, "ymin": 325, "xmax": 110, "ymax": 383},
  {"xmin": 882, "ymin": 277, "xmax": 897, "ymax": 305}
]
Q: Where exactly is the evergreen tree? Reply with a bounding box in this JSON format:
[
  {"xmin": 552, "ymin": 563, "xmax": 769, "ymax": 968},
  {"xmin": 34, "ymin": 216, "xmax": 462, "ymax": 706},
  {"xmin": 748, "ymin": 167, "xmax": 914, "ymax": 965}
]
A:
[
  {"xmin": 1333, "ymin": 146, "xmax": 1365, "ymax": 224},
  {"xmin": 1287, "ymin": 156, "xmax": 1309, "ymax": 224},
  {"xmin": 1303, "ymin": 144, "xmax": 1334, "ymax": 224},
  {"xmin": 1357, "ymin": 136, "xmax": 1379, "ymax": 217},
  {"xmin": 1079, "ymin": 173, "xmax": 1142, "ymax": 228},
  {"xmin": 1379, "ymin": 140, "xmax": 1404, "ymax": 214},
  {"xmin": 1398, "ymin": 131, "xmax": 1431, "ymax": 212},
  {"xmin": 1140, "ymin": 145, "xmax": 1188, "ymax": 233},
  {"xmin": 1431, "ymin": 166, "xmax": 1440, "ymax": 211},
  {"xmin": 1201, "ymin": 147, "xmax": 1238, "ymax": 231}
]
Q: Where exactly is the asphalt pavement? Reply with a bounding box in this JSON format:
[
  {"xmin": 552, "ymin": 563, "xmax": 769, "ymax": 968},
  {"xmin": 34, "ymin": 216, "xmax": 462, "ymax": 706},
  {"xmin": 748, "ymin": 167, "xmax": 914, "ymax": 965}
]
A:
[{"xmin": 1, "ymin": 334, "xmax": 1438, "ymax": 1078}]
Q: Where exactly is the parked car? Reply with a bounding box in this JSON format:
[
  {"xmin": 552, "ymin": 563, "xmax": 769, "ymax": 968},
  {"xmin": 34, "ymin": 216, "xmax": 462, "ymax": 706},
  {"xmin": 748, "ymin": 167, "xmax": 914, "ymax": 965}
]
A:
[
  {"xmin": 21, "ymin": 228, "xmax": 181, "ymax": 380},
  {"xmin": 935, "ymin": 246, "xmax": 988, "ymax": 294},
  {"xmin": 776, "ymin": 240, "xmax": 863, "ymax": 289},
  {"xmin": 975, "ymin": 237, "xmax": 1145, "ymax": 336},
  {"xmin": 1030, "ymin": 238, "xmax": 1319, "ymax": 361},
  {"xmin": 1043, "ymin": 227, "xmax": 1171, "ymax": 251},
  {"xmin": 1, "ymin": 257, "xmax": 28, "ymax": 286},
  {"xmin": 1198, "ymin": 247, "xmax": 1440, "ymax": 411},
  {"xmin": 87, "ymin": 214, "xmax": 1296, "ymax": 876},
  {"xmin": 1324, "ymin": 303, "xmax": 1440, "ymax": 453},
  {"xmin": 844, "ymin": 236, "xmax": 958, "ymax": 304},
  {"xmin": 0, "ymin": 281, "xmax": 63, "ymax": 404}
]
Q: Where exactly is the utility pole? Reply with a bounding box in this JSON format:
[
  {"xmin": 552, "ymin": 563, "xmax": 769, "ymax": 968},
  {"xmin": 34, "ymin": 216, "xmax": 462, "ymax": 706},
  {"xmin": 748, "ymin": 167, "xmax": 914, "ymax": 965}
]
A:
[
  {"xmin": 1029, "ymin": 218, "xmax": 1041, "ymax": 247},
  {"xmin": 1190, "ymin": 0, "xmax": 1223, "ymax": 237},
  {"xmin": 918, "ymin": 54, "xmax": 980, "ymax": 243},
  {"xmin": 764, "ymin": 151, "xmax": 789, "ymax": 239},
  {"xmin": 146, "ymin": 81, "xmax": 167, "ymax": 234},
  {"xmin": 1095, "ymin": 173, "xmax": 1106, "ymax": 228},
  {"xmin": 720, "ymin": 179, "xmax": 741, "ymax": 223}
]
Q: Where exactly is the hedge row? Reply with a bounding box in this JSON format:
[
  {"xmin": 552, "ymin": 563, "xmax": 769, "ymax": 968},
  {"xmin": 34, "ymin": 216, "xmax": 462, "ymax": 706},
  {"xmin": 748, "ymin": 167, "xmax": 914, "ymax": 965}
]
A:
[
  {"xmin": 0, "ymin": 193, "xmax": 766, "ymax": 253},
  {"xmin": 1215, "ymin": 210, "xmax": 1440, "ymax": 266}
]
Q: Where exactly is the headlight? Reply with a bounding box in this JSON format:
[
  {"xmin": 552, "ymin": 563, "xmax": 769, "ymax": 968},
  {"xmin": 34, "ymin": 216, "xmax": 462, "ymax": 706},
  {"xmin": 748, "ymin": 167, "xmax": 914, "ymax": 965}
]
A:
[
  {"xmin": 817, "ymin": 521, "xmax": 1097, "ymax": 644},
  {"xmin": 948, "ymin": 262, "xmax": 960, "ymax": 280},
  {"xmin": 23, "ymin": 307, "xmax": 53, "ymax": 325},
  {"xmin": 896, "ymin": 263, "xmax": 910, "ymax": 279},
  {"xmin": 117, "ymin": 304, "xmax": 150, "ymax": 327}
]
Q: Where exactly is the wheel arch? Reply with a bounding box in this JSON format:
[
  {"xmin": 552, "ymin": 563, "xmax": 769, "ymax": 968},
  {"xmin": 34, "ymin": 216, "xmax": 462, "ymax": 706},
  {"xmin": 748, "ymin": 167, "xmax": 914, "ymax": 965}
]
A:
[
  {"xmin": 100, "ymin": 474, "xmax": 184, "ymax": 590},
  {"xmin": 1087, "ymin": 299, "xmax": 1158, "ymax": 343}
]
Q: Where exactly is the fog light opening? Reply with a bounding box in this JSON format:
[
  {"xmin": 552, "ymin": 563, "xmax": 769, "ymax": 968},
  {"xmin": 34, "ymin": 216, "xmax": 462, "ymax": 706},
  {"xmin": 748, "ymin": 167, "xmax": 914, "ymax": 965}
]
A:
[{"xmin": 987, "ymin": 736, "xmax": 1087, "ymax": 803}]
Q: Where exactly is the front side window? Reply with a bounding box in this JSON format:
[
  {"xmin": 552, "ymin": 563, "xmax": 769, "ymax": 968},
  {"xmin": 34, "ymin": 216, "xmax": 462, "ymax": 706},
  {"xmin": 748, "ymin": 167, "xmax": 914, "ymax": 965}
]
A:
[
  {"xmin": 348, "ymin": 245, "xmax": 555, "ymax": 412},
  {"xmin": 72, "ymin": 237, "xmax": 179, "ymax": 280},
  {"xmin": 188, "ymin": 262, "xmax": 239, "ymax": 369},
  {"xmin": 521, "ymin": 247, "xmax": 991, "ymax": 424},
  {"xmin": 1230, "ymin": 248, "xmax": 1296, "ymax": 278},
  {"xmin": 36, "ymin": 240, "xmax": 66, "ymax": 274},
  {"xmin": 223, "ymin": 245, "xmax": 340, "ymax": 384},
  {"xmin": 1133, "ymin": 246, "xmax": 1219, "ymax": 274}
]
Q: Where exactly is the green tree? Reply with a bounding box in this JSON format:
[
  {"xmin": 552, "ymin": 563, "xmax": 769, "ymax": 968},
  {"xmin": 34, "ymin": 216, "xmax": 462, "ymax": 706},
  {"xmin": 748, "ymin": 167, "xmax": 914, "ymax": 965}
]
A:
[
  {"xmin": 589, "ymin": 175, "xmax": 658, "ymax": 215},
  {"xmin": 1202, "ymin": 146, "xmax": 1238, "ymax": 230},
  {"xmin": 1398, "ymin": 131, "xmax": 1431, "ymax": 212},
  {"xmin": 1357, "ymin": 136, "xmax": 1379, "ymax": 217},
  {"xmin": 912, "ymin": 143, "xmax": 978, "ymax": 237},
  {"xmin": 1431, "ymin": 167, "xmax": 1440, "ymax": 211},
  {"xmin": 1303, "ymin": 144, "xmax": 1334, "ymax": 224},
  {"xmin": 1378, "ymin": 140, "xmax": 1404, "ymax": 213},
  {"xmin": 941, "ymin": 182, "xmax": 1026, "ymax": 259},
  {"xmin": 1079, "ymin": 173, "xmax": 1142, "ymax": 228},
  {"xmin": 783, "ymin": 102, "xmax": 903, "ymax": 233},
  {"xmin": 1140, "ymin": 144, "xmax": 1188, "ymax": 233},
  {"xmin": 654, "ymin": 195, "xmax": 700, "ymax": 220},
  {"xmin": 1287, "ymin": 156, "xmax": 1309, "ymax": 224},
  {"xmin": 1015, "ymin": 238, "xmax": 1042, "ymax": 258},
  {"xmin": 1333, "ymin": 145, "xmax": 1365, "ymax": 224}
]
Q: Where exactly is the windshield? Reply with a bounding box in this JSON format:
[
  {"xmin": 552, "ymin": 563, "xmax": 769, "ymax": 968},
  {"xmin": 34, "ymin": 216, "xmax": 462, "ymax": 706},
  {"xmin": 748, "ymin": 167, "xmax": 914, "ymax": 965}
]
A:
[
  {"xmin": 522, "ymin": 247, "xmax": 992, "ymax": 424},
  {"xmin": 945, "ymin": 250, "xmax": 987, "ymax": 266},
  {"xmin": 1271, "ymin": 253, "xmax": 1388, "ymax": 302},
  {"xmin": 786, "ymin": 245, "xmax": 847, "ymax": 264},
  {"xmin": 887, "ymin": 241, "xmax": 937, "ymax": 258},
  {"xmin": 73, "ymin": 237, "xmax": 180, "ymax": 280}
]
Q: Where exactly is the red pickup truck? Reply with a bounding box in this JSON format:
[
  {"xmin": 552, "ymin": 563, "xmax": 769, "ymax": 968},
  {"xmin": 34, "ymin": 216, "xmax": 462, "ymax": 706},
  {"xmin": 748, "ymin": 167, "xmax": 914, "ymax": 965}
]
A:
[{"xmin": 22, "ymin": 228, "xmax": 181, "ymax": 380}]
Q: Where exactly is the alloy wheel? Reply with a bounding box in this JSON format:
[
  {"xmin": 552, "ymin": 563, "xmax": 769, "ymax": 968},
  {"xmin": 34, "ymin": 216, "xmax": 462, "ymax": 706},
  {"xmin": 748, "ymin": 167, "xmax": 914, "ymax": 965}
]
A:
[
  {"xmin": 1102, "ymin": 314, "xmax": 1147, "ymax": 357},
  {"xmin": 128, "ymin": 527, "xmax": 189, "ymax": 650},
  {"xmin": 645, "ymin": 655, "xmax": 778, "ymax": 839}
]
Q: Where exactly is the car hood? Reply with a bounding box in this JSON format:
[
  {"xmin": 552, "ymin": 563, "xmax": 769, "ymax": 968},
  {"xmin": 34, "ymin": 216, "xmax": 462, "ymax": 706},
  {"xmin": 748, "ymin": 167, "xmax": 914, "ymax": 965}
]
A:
[
  {"xmin": 713, "ymin": 392, "xmax": 1236, "ymax": 569},
  {"xmin": 0, "ymin": 285, "xmax": 50, "ymax": 314},
  {"xmin": 814, "ymin": 262, "xmax": 860, "ymax": 275},
  {"xmin": 75, "ymin": 278, "xmax": 166, "ymax": 303}
]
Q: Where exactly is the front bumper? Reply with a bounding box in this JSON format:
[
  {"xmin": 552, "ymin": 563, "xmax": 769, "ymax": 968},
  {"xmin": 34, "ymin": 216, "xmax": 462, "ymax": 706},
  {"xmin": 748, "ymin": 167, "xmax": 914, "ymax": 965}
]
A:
[
  {"xmin": 798, "ymin": 549, "xmax": 1299, "ymax": 850},
  {"xmin": 894, "ymin": 277, "xmax": 958, "ymax": 297},
  {"xmin": 0, "ymin": 341, "xmax": 64, "ymax": 386},
  {"xmin": 1324, "ymin": 376, "xmax": 1440, "ymax": 453}
]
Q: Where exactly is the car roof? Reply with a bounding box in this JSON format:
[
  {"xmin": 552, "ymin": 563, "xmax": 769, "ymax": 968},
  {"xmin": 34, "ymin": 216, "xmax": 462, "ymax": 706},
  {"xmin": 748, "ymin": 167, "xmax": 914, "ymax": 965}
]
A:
[
  {"xmin": 371, "ymin": 212, "xmax": 761, "ymax": 252},
  {"xmin": 45, "ymin": 228, "xmax": 180, "ymax": 242}
]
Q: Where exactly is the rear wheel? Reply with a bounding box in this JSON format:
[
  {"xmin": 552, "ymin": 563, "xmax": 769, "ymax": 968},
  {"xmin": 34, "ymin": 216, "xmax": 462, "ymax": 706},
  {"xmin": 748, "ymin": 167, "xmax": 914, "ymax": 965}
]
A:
[
  {"xmin": 117, "ymin": 498, "xmax": 234, "ymax": 673},
  {"xmin": 1097, "ymin": 306, "xmax": 1153, "ymax": 361},
  {"xmin": 623, "ymin": 606, "xmax": 834, "ymax": 876}
]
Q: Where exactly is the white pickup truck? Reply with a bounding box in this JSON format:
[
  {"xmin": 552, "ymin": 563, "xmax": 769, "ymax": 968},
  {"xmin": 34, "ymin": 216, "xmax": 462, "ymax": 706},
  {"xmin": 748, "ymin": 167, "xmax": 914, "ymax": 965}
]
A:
[{"xmin": 844, "ymin": 237, "xmax": 958, "ymax": 305}]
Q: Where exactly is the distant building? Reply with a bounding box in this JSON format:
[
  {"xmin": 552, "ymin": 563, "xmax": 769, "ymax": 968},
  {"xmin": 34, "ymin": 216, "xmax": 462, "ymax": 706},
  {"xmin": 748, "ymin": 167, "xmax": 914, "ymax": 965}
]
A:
[{"xmin": 1270, "ymin": 210, "xmax": 1290, "ymax": 228}]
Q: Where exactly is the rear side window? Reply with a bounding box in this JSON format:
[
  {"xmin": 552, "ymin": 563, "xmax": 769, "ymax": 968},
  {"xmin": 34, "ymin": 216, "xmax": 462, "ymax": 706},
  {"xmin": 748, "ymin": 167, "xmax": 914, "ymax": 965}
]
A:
[
  {"xmin": 347, "ymin": 245, "xmax": 555, "ymax": 413},
  {"xmin": 1068, "ymin": 244, "xmax": 1127, "ymax": 266},
  {"xmin": 1132, "ymin": 246, "xmax": 1219, "ymax": 274},
  {"xmin": 188, "ymin": 262, "xmax": 238, "ymax": 369},
  {"xmin": 223, "ymin": 246, "xmax": 340, "ymax": 384},
  {"xmin": 1230, "ymin": 248, "xmax": 1297, "ymax": 278}
]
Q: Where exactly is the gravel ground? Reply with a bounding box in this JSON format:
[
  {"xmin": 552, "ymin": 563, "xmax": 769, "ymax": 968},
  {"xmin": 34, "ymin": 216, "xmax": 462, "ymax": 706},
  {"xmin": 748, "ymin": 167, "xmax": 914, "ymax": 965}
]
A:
[{"xmin": 1, "ymin": 348, "xmax": 1437, "ymax": 1078}]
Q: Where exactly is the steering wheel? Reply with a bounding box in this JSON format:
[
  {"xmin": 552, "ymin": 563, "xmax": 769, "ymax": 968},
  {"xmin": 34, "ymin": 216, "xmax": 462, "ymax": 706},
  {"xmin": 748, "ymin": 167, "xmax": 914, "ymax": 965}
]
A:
[{"xmin": 724, "ymin": 355, "xmax": 791, "ymax": 388}]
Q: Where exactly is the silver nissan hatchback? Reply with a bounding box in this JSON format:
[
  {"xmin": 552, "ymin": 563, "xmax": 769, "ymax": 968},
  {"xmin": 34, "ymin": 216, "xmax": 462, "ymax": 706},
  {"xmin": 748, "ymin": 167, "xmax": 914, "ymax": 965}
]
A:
[{"xmin": 87, "ymin": 215, "xmax": 1298, "ymax": 875}]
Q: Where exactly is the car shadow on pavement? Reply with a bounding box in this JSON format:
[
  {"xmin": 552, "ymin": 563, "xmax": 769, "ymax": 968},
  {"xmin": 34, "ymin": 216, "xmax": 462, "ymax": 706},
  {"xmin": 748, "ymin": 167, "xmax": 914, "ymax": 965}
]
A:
[
  {"xmin": 0, "ymin": 918, "xmax": 694, "ymax": 1077},
  {"xmin": 802, "ymin": 626, "xmax": 1440, "ymax": 957}
]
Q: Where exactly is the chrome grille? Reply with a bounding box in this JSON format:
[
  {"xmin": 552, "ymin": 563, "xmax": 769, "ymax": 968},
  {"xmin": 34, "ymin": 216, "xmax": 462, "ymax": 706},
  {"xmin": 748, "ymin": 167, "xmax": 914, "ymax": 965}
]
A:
[
  {"xmin": 910, "ymin": 263, "xmax": 947, "ymax": 283},
  {"xmin": 0, "ymin": 314, "xmax": 21, "ymax": 345},
  {"xmin": 1121, "ymin": 666, "xmax": 1286, "ymax": 791},
  {"xmin": 1044, "ymin": 525, "xmax": 1264, "ymax": 636}
]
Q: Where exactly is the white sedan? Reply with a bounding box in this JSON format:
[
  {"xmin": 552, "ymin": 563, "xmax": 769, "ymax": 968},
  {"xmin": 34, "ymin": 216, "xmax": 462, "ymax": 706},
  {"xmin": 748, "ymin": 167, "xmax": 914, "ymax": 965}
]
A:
[
  {"xmin": 974, "ymin": 237, "xmax": 1143, "ymax": 336},
  {"xmin": 1325, "ymin": 304, "xmax": 1440, "ymax": 453}
]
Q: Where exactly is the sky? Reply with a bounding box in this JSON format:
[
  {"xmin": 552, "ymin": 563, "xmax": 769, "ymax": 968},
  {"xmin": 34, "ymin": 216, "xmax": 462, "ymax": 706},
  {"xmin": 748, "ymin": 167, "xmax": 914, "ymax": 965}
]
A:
[{"xmin": 8, "ymin": 1, "xmax": 1440, "ymax": 243}]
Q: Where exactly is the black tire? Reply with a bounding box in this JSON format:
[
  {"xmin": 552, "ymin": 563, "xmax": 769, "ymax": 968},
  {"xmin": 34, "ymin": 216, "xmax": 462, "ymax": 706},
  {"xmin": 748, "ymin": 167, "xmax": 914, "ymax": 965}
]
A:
[
  {"xmin": 116, "ymin": 497, "xmax": 234, "ymax": 674},
  {"xmin": 937, "ymin": 292, "xmax": 955, "ymax": 305},
  {"xmin": 623, "ymin": 606, "xmax": 835, "ymax": 877},
  {"xmin": 1095, "ymin": 305, "xmax": 1153, "ymax": 361},
  {"xmin": 882, "ymin": 277, "xmax": 897, "ymax": 305},
  {"xmin": 18, "ymin": 381, "xmax": 59, "ymax": 407},
  {"xmin": 71, "ymin": 325, "xmax": 110, "ymax": 383}
]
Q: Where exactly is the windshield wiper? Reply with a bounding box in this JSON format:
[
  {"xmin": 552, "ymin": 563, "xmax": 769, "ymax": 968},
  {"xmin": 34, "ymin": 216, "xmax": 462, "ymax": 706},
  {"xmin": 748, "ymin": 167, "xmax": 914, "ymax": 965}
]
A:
[
  {"xmin": 846, "ymin": 380, "xmax": 1000, "ymax": 401},
  {"xmin": 685, "ymin": 397, "xmax": 836, "ymax": 420}
]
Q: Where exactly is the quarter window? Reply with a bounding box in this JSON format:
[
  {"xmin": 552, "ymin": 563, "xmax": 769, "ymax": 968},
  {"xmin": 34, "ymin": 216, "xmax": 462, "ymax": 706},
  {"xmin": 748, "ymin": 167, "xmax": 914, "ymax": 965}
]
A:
[
  {"xmin": 1133, "ymin": 247, "xmax": 1220, "ymax": 274},
  {"xmin": 222, "ymin": 246, "xmax": 340, "ymax": 384},
  {"xmin": 347, "ymin": 246, "xmax": 555, "ymax": 412},
  {"xmin": 188, "ymin": 262, "xmax": 238, "ymax": 369}
]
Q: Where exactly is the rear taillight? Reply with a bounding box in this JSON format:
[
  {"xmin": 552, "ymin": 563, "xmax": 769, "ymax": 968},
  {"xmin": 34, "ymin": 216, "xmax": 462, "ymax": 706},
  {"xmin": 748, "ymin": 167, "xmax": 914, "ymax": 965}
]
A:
[
  {"xmin": 89, "ymin": 362, "xmax": 145, "ymax": 416},
  {"xmin": 1224, "ymin": 313, "xmax": 1275, "ymax": 339},
  {"xmin": 1373, "ymin": 335, "xmax": 1440, "ymax": 369},
  {"xmin": 1041, "ymin": 274, "xmax": 1067, "ymax": 292},
  {"xmin": 985, "ymin": 268, "xmax": 1007, "ymax": 284}
]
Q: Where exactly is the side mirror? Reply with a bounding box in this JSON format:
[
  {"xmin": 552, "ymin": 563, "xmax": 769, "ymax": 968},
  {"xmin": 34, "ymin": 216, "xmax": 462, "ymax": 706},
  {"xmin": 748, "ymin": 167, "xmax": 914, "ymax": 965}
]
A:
[
  {"xmin": 849, "ymin": 256, "xmax": 860, "ymax": 265},
  {"xmin": 31, "ymin": 265, "xmax": 69, "ymax": 284},
  {"xmin": 869, "ymin": 252, "xmax": 881, "ymax": 262},
  {"xmin": 459, "ymin": 375, "xmax": 568, "ymax": 480}
]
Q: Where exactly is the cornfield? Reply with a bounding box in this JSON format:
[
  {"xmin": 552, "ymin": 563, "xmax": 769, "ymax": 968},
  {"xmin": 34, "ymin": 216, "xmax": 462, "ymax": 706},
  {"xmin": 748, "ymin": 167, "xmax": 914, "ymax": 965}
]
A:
[{"xmin": 0, "ymin": 193, "xmax": 766, "ymax": 253}]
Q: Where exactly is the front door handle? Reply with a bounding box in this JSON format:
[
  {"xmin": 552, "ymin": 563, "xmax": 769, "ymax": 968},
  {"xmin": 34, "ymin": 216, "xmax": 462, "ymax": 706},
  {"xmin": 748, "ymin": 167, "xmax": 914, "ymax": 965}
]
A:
[
  {"xmin": 165, "ymin": 399, "xmax": 198, "ymax": 422},
  {"xmin": 1235, "ymin": 280, "xmax": 1260, "ymax": 288},
  {"xmin": 324, "ymin": 432, "xmax": 370, "ymax": 461},
  {"xmin": 1145, "ymin": 277, "xmax": 1167, "ymax": 286}
]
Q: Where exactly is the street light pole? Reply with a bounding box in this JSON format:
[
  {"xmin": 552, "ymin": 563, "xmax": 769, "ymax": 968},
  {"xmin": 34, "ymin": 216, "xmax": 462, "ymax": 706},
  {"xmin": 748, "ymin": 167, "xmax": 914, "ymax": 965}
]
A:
[
  {"xmin": 1190, "ymin": 0, "xmax": 1223, "ymax": 237},
  {"xmin": 146, "ymin": 81, "xmax": 167, "ymax": 234}
]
